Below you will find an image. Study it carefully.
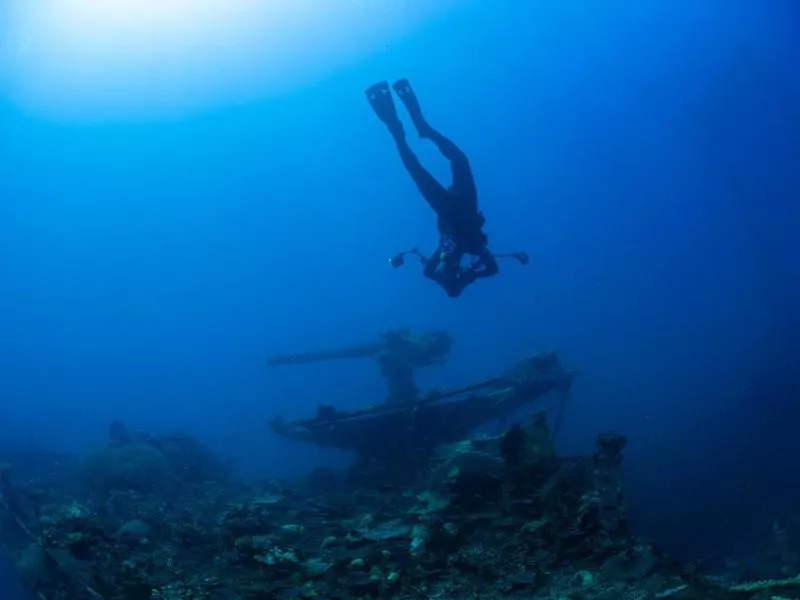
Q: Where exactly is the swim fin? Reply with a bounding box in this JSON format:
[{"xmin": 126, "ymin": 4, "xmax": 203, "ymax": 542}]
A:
[
  {"xmin": 393, "ymin": 79, "xmax": 431, "ymax": 137},
  {"xmin": 366, "ymin": 82, "xmax": 402, "ymax": 132}
]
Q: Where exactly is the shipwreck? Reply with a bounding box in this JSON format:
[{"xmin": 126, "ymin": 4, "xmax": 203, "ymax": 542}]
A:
[{"xmin": 267, "ymin": 329, "xmax": 575, "ymax": 462}]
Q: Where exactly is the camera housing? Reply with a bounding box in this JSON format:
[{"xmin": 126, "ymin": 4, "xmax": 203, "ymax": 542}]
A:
[{"xmin": 390, "ymin": 253, "xmax": 405, "ymax": 268}]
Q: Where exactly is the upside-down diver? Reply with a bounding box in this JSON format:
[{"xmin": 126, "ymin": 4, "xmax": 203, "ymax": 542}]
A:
[{"xmin": 366, "ymin": 78, "xmax": 528, "ymax": 297}]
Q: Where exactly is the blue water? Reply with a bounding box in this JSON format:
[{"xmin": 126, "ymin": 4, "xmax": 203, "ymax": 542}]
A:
[
  {"xmin": 0, "ymin": 554, "xmax": 32, "ymax": 600},
  {"xmin": 1, "ymin": 2, "xmax": 798, "ymax": 588}
]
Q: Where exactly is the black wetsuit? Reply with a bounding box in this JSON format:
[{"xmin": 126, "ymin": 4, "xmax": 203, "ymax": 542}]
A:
[{"xmin": 367, "ymin": 79, "xmax": 499, "ymax": 297}]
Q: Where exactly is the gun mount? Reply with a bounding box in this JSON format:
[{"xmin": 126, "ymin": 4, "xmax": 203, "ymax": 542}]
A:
[{"xmin": 267, "ymin": 328, "xmax": 453, "ymax": 404}]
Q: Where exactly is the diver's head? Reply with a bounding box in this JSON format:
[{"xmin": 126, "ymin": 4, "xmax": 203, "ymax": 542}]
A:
[
  {"xmin": 439, "ymin": 236, "xmax": 457, "ymax": 256},
  {"xmin": 446, "ymin": 286, "xmax": 463, "ymax": 298}
]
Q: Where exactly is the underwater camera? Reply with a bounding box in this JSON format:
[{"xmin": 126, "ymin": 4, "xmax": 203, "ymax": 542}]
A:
[
  {"xmin": 513, "ymin": 252, "xmax": 530, "ymax": 265},
  {"xmin": 389, "ymin": 253, "xmax": 405, "ymax": 268}
]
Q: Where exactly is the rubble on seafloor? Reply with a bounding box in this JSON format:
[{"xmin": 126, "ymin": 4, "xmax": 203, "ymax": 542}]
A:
[{"xmin": 0, "ymin": 419, "xmax": 799, "ymax": 600}]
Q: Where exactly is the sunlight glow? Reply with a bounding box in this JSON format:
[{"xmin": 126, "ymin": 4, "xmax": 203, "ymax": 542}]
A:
[{"xmin": 4, "ymin": 0, "xmax": 458, "ymax": 120}]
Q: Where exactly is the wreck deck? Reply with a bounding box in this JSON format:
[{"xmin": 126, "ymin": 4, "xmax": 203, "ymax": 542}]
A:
[{"xmin": 270, "ymin": 353, "xmax": 575, "ymax": 459}]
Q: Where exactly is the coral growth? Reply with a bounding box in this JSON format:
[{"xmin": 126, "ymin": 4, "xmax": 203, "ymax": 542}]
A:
[{"xmin": 0, "ymin": 418, "xmax": 796, "ymax": 599}]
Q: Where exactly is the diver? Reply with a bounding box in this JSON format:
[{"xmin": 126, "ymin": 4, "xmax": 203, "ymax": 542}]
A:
[{"xmin": 367, "ymin": 79, "xmax": 525, "ymax": 297}]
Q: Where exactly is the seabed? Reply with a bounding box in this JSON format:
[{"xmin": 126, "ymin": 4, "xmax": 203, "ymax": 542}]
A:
[{"xmin": 0, "ymin": 331, "xmax": 797, "ymax": 599}]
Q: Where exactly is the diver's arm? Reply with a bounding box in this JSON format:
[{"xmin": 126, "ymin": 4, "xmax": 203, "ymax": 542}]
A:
[
  {"xmin": 470, "ymin": 249, "xmax": 499, "ymax": 279},
  {"xmin": 423, "ymin": 257, "xmax": 456, "ymax": 296},
  {"xmin": 410, "ymin": 248, "xmax": 429, "ymax": 265},
  {"xmin": 423, "ymin": 253, "xmax": 442, "ymax": 280}
]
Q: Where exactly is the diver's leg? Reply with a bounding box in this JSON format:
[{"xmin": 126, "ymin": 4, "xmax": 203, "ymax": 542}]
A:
[
  {"xmin": 367, "ymin": 81, "xmax": 450, "ymax": 214},
  {"xmin": 394, "ymin": 128, "xmax": 451, "ymax": 216},
  {"xmin": 425, "ymin": 129, "xmax": 476, "ymax": 209},
  {"xmin": 393, "ymin": 79, "xmax": 476, "ymax": 204}
]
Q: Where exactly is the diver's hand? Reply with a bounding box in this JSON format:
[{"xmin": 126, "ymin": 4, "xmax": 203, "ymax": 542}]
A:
[
  {"xmin": 410, "ymin": 247, "xmax": 429, "ymax": 265},
  {"xmin": 467, "ymin": 259, "xmax": 486, "ymax": 273}
]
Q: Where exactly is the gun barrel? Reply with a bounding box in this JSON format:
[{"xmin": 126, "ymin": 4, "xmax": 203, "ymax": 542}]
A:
[{"xmin": 267, "ymin": 343, "xmax": 382, "ymax": 367}]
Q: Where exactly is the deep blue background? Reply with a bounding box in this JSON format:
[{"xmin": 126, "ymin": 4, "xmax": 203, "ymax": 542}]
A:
[
  {"xmin": 0, "ymin": 554, "xmax": 31, "ymax": 600},
  {"xmin": 1, "ymin": 0, "xmax": 798, "ymax": 573}
]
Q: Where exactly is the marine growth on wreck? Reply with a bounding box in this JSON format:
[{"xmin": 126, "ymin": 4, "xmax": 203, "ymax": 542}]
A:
[{"xmin": 0, "ymin": 343, "xmax": 798, "ymax": 600}]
